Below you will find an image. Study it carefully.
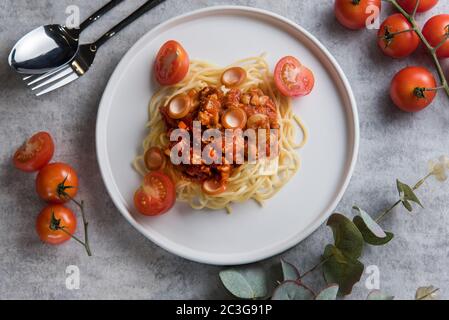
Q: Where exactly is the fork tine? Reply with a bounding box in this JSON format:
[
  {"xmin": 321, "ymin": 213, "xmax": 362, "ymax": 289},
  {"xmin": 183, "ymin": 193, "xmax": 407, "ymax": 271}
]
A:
[
  {"xmin": 27, "ymin": 65, "xmax": 71, "ymax": 86},
  {"xmin": 35, "ymin": 73, "xmax": 79, "ymax": 96},
  {"xmin": 23, "ymin": 75, "xmax": 35, "ymax": 81},
  {"xmin": 31, "ymin": 67, "xmax": 73, "ymax": 91}
]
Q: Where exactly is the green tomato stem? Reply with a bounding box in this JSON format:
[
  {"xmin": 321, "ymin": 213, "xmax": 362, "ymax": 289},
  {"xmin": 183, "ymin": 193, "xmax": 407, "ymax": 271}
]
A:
[
  {"xmin": 70, "ymin": 197, "xmax": 92, "ymax": 257},
  {"xmin": 378, "ymin": 28, "xmax": 417, "ymax": 40},
  {"xmin": 60, "ymin": 228, "xmax": 88, "ymax": 249},
  {"xmin": 59, "ymin": 189, "xmax": 92, "ymax": 257}
]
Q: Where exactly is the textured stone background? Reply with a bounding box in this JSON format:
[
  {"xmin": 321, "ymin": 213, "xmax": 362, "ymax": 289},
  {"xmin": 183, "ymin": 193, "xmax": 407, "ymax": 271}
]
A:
[{"xmin": 1, "ymin": 0, "xmax": 449, "ymax": 300}]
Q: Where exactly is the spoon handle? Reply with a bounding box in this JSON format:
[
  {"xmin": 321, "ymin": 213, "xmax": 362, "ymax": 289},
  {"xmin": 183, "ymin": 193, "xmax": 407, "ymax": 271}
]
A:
[
  {"xmin": 79, "ymin": 0, "xmax": 125, "ymax": 31},
  {"xmin": 93, "ymin": 0, "xmax": 165, "ymax": 50}
]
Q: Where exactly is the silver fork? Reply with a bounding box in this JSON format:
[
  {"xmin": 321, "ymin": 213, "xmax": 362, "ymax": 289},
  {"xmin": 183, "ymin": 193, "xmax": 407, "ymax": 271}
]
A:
[{"xmin": 24, "ymin": 0, "xmax": 165, "ymax": 96}]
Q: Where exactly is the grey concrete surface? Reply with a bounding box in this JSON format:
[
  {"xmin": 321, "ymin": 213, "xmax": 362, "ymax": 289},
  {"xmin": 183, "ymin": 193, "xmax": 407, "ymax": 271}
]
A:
[{"xmin": 1, "ymin": 0, "xmax": 449, "ymax": 300}]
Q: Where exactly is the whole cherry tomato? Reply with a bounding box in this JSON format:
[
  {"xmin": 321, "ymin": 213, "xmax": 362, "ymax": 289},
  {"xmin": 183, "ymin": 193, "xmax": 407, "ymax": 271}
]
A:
[
  {"xmin": 335, "ymin": 0, "xmax": 382, "ymax": 30},
  {"xmin": 154, "ymin": 40, "xmax": 190, "ymax": 86},
  {"xmin": 397, "ymin": 0, "xmax": 438, "ymax": 13},
  {"xmin": 36, "ymin": 163, "xmax": 78, "ymax": 203},
  {"xmin": 390, "ymin": 66, "xmax": 437, "ymax": 112},
  {"xmin": 36, "ymin": 204, "xmax": 76, "ymax": 245},
  {"xmin": 377, "ymin": 14, "xmax": 420, "ymax": 58},
  {"xmin": 422, "ymin": 14, "xmax": 449, "ymax": 58}
]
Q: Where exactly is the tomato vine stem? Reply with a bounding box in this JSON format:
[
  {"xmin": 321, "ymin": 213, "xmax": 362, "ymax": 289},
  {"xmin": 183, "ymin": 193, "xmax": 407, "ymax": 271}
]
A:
[
  {"xmin": 383, "ymin": 0, "xmax": 449, "ymax": 97},
  {"xmin": 69, "ymin": 197, "xmax": 92, "ymax": 257},
  {"xmin": 57, "ymin": 177, "xmax": 92, "ymax": 256}
]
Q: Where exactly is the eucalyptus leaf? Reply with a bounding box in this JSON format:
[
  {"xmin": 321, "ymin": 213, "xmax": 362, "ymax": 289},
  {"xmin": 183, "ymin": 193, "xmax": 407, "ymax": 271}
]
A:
[
  {"xmin": 367, "ymin": 290, "xmax": 394, "ymax": 300},
  {"xmin": 315, "ymin": 284, "xmax": 339, "ymax": 300},
  {"xmin": 397, "ymin": 179, "xmax": 423, "ymax": 209},
  {"xmin": 327, "ymin": 213, "xmax": 364, "ymax": 260},
  {"xmin": 219, "ymin": 265, "xmax": 271, "ymax": 299},
  {"xmin": 280, "ymin": 259, "xmax": 301, "ymax": 281},
  {"xmin": 415, "ymin": 285, "xmax": 439, "ymax": 300},
  {"xmin": 402, "ymin": 199, "xmax": 413, "ymax": 212},
  {"xmin": 272, "ymin": 281, "xmax": 314, "ymax": 300},
  {"xmin": 353, "ymin": 216, "xmax": 394, "ymax": 246},
  {"xmin": 352, "ymin": 206, "xmax": 386, "ymax": 238},
  {"xmin": 322, "ymin": 244, "xmax": 364, "ymax": 296}
]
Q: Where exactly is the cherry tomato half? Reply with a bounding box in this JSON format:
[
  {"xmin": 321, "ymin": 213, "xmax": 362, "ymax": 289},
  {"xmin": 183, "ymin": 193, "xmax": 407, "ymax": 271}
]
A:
[
  {"xmin": 390, "ymin": 66, "xmax": 437, "ymax": 112},
  {"xmin": 134, "ymin": 171, "xmax": 176, "ymax": 216},
  {"xmin": 422, "ymin": 14, "xmax": 449, "ymax": 59},
  {"xmin": 13, "ymin": 132, "xmax": 54, "ymax": 172},
  {"xmin": 274, "ymin": 56, "xmax": 315, "ymax": 97},
  {"xmin": 36, "ymin": 204, "xmax": 76, "ymax": 245},
  {"xmin": 36, "ymin": 163, "xmax": 79, "ymax": 203},
  {"xmin": 334, "ymin": 0, "xmax": 382, "ymax": 30},
  {"xmin": 377, "ymin": 14, "xmax": 420, "ymax": 58},
  {"xmin": 154, "ymin": 40, "xmax": 190, "ymax": 86},
  {"xmin": 397, "ymin": 0, "xmax": 438, "ymax": 13}
]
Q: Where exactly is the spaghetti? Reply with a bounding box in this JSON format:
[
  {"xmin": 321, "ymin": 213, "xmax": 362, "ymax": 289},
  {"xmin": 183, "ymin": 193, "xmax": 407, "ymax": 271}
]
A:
[{"xmin": 133, "ymin": 55, "xmax": 308, "ymax": 213}]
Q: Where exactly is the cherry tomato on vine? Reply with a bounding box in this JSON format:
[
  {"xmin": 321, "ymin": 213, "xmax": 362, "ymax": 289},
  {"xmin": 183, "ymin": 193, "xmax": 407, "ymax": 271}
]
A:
[
  {"xmin": 390, "ymin": 66, "xmax": 437, "ymax": 112},
  {"xmin": 422, "ymin": 14, "xmax": 449, "ymax": 59},
  {"xmin": 334, "ymin": 0, "xmax": 382, "ymax": 30},
  {"xmin": 154, "ymin": 40, "xmax": 190, "ymax": 86},
  {"xmin": 36, "ymin": 204, "xmax": 76, "ymax": 245},
  {"xmin": 13, "ymin": 132, "xmax": 54, "ymax": 172},
  {"xmin": 36, "ymin": 163, "xmax": 79, "ymax": 203},
  {"xmin": 377, "ymin": 14, "xmax": 420, "ymax": 58},
  {"xmin": 274, "ymin": 56, "xmax": 315, "ymax": 97},
  {"xmin": 134, "ymin": 171, "xmax": 176, "ymax": 216},
  {"xmin": 397, "ymin": 0, "xmax": 438, "ymax": 13}
]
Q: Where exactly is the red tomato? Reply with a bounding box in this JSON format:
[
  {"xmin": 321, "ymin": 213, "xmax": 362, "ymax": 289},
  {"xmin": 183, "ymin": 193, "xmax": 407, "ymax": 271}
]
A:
[
  {"xmin": 422, "ymin": 14, "xmax": 449, "ymax": 58},
  {"xmin": 334, "ymin": 0, "xmax": 382, "ymax": 30},
  {"xmin": 154, "ymin": 40, "xmax": 189, "ymax": 86},
  {"xmin": 134, "ymin": 171, "xmax": 176, "ymax": 216},
  {"xmin": 390, "ymin": 66, "xmax": 437, "ymax": 112},
  {"xmin": 274, "ymin": 56, "xmax": 315, "ymax": 97},
  {"xmin": 377, "ymin": 14, "xmax": 420, "ymax": 58},
  {"xmin": 36, "ymin": 204, "xmax": 76, "ymax": 245},
  {"xmin": 397, "ymin": 0, "xmax": 438, "ymax": 13},
  {"xmin": 36, "ymin": 163, "xmax": 78, "ymax": 203},
  {"xmin": 13, "ymin": 132, "xmax": 54, "ymax": 172}
]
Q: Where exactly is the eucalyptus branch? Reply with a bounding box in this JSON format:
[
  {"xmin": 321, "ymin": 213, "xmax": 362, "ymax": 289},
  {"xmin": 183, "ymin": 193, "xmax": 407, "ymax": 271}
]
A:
[
  {"xmin": 300, "ymin": 256, "xmax": 331, "ymax": 279},
  {"xmin": 375, "ymin": 200, "xmax": 401, "ymax": 223},
  {"xmin": 383, "ymin": 0, "xmax": 449, "ymax": 97},
  {"xmin": 416, "ymin": 287, "xmax": 440, "ymax": 300},
  {"xmin": 375, "ymin": 172, "xmax": 432, "ymax": 223}
]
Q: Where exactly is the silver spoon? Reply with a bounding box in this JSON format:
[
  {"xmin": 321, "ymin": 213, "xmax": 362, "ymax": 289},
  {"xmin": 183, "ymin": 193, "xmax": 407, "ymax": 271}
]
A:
[{"xmin": 8, "ymin": 0, "xmax": 124, "ymax": 74}]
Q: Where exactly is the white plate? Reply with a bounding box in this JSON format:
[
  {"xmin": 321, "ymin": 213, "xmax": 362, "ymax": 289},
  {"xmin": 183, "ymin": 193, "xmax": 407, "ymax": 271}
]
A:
[{"xmin": 96, "ymin": 6, "xmax": 359, "ymax": 265}]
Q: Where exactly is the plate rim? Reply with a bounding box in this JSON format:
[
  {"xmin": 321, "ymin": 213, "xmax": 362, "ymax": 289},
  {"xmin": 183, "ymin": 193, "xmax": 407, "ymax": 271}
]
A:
[{"xmin": 95, "ymin": 5, "xmax": 360, "ymax": 265}]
